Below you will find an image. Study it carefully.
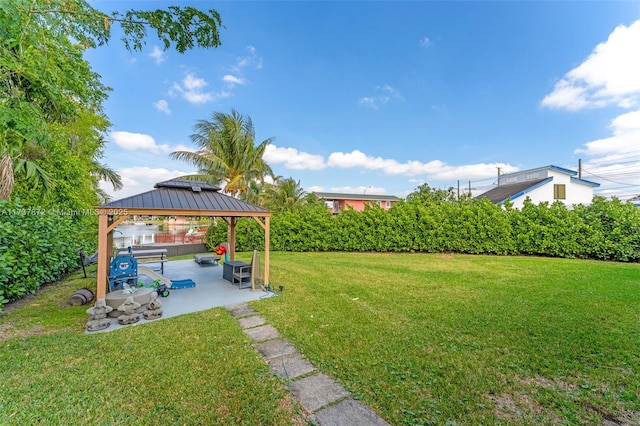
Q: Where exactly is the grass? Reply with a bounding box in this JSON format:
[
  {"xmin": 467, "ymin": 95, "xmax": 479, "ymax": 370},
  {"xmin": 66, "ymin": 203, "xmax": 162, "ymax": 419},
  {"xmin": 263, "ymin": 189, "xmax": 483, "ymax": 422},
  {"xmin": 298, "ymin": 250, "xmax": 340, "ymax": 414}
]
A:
[{"xmin": 1, "ymin": 253, "xmax": 639, "ymax": 425}]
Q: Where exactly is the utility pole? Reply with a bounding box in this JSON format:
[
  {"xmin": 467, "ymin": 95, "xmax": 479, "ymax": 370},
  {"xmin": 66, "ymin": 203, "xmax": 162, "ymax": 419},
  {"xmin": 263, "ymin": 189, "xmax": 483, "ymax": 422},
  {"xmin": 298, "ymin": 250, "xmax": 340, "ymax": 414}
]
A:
[
  {"xmin": 578, "ymin": 159, "xmax": 582, "ymax": 178},
  {"xmin": 497, "ymin": 167, "xmax": 501, "ymax": 186},
  {"xmin": 457, "ymin": 180, "xmax": 460, "ymax": 199}
]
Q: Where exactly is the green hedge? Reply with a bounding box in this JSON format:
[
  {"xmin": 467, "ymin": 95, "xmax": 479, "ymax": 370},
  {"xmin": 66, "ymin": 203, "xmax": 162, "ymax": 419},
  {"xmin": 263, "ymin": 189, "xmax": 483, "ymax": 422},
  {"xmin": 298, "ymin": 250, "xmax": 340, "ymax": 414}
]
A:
[
  {"xmin": 0, "ymin": 200, "xmax": 95, "ymax": 312},
  {"xmin": 205, "ymin": 196, "xmax": 640, "ymax": 262}
]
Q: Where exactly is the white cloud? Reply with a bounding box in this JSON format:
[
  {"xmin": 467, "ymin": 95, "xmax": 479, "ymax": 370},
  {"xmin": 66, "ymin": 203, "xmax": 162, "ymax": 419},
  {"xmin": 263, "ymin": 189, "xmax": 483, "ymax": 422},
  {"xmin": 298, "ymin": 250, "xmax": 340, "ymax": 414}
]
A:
[
  {"xmin": 99, "ymin": 167, "xmax": 193, "ymax": 200},
  {"xmin": 171, "ymin": 73, "xmax": 231, "ymax": 104},
  {"xmin": 575, "ymin": 109, "xmax": 640, "ymax": 159},
  {"xmin": 222, "ymin": 74, "xmax": 247, "ymax": 86},
  {"xmin": 154, "ymin": 99, "xmax": 171, "ymax": 115},
  {"xmin": 306, "ymin": 185, "xmax": 324, "ymax": 193},
  {"xmin": 263, "ymin": 144, "xmax": 326, "ymax": 170},
  {"xmin": 233, "ymin": 45, "xmax": 263, "ymax": 72},
  {"xmin": 358, "ymin": 97, "xmax": 377, "ymax": 109},
  {"xmin": 359, "ymin": 84, "xmax": 403, "ymax": 109},
  {"xmin": 542, "ymin": 20, "xmax": 640, "ymax": 110},
  {"xmin": 330, "ymin": 185, "xmax": 387, "ymax": 195},
  {"xmin": 172, "ymin": 143, "xmax": 195, "ymax": 153},
  {"xmin": 419, "ymin": 37, "xmax": 432, "ymax": 47},
  {"xmin": 149, "ymin": 45, "xmax": 165, "ymax": 65},
  {"xmin": 327, "ymin": 149, "xmax": 516, "ymax": 180},
  {"xmin": 109, "ymin": 131, "xmax": 174, "ymax": 154},
  {"xmin": 221, "ymin": 46, "xmax": 262, "ymax": 88},
  {"xmin": 183, "ymin": 73, "xmax": 207, "ymax": 90},
  {"xmin": 571, "ymin": 109, "xmax": 640, "ymax": 199}
]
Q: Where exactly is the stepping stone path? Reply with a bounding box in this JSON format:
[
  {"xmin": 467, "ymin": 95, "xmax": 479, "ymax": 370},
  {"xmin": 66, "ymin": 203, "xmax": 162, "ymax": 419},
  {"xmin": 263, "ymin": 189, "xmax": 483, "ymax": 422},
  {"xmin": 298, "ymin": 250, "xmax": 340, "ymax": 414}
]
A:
[{"xmin": 226, "ymin": 302, "xmax": 390, "ymax": 426}]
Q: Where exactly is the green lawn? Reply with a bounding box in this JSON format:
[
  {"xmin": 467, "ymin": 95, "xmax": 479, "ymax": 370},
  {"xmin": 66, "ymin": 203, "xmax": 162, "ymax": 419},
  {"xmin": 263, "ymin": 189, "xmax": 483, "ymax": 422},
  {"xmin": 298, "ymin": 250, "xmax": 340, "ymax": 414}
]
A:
[{"xmin": 1, "ymin": 253, "xmax": 639, "ymax": 425}]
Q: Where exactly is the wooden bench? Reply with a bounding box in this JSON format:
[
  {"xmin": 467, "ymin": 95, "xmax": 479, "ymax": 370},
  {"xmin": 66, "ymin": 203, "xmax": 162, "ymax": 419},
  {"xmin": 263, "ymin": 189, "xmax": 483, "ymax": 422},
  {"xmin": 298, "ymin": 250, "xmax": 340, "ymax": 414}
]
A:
[{"xmin": 118, "ymin": 248, "xmax": 168, "ymax": 274}]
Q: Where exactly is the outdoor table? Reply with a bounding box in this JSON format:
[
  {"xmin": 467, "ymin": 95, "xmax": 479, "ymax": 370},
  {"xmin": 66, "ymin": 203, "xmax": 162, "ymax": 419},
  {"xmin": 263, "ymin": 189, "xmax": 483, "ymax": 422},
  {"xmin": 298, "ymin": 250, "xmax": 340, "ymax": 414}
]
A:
[{"xmin": 223, "ymin": 260, "xmax": 250, "ymax": 282}]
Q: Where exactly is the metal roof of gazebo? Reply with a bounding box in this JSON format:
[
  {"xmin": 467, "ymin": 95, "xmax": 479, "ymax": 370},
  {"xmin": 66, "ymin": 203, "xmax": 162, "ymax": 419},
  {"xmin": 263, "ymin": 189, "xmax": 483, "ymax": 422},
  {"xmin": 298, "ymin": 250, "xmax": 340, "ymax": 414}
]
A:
[
  {"xmin": 101, "ymin": 179, "xmax": 270, "ymax": 214},
  {"xmin": 93, "ymin": 179, "xmax": 272, "ymax": 301}
]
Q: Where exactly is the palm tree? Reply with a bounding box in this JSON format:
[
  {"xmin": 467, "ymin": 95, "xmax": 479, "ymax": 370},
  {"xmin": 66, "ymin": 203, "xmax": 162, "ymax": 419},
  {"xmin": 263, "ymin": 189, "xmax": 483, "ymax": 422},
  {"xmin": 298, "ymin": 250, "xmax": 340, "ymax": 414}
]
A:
[
  {"xmin": 91, "ymin": 160, "xmax": 123, "ymax": 202},
  {"xmin": 170, "ymin": 109, "xmax": 274, "ymax": 197},
  {"xmin": 0, "ymin": 140, "xmax": 53, "ymax": 200},
  {"xmin": 267, "ymin": 177, "xmax": 306, "ymax": 212},
  {"xmin": 240, "ymin": 179, "xmax": 270, "ymax": 207}
]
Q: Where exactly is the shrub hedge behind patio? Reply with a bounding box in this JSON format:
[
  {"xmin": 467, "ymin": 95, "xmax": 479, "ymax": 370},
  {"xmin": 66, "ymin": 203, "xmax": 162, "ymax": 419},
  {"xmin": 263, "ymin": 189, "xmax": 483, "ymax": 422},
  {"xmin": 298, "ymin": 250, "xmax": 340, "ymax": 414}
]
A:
[
  {"xmin": 206, "ymin": 196, "xmax": 640, "ymax": 262},
  {"xmin": 0, "ymin": 199, "xmax": 95, "ymax": 311}
]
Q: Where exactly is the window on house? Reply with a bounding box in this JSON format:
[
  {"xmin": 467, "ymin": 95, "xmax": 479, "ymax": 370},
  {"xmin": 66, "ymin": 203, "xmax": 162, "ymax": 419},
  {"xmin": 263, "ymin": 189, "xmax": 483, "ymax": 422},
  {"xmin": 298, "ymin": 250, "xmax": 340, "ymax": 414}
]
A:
[
  {"xmin": 554, "ymin": 184, "xmax": 566, "ymax": 200},
  {"xmin": 385, "ymin": 200, "xmax": 391, "ymax": 208}
]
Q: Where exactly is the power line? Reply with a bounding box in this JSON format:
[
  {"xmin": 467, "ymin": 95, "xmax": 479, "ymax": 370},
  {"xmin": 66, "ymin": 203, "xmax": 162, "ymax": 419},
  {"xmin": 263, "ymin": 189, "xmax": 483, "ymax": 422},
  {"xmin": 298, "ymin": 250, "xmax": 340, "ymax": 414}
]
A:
[{"xmin": 581, "ymin": 168, "xmax": 639, "ymax": 187}]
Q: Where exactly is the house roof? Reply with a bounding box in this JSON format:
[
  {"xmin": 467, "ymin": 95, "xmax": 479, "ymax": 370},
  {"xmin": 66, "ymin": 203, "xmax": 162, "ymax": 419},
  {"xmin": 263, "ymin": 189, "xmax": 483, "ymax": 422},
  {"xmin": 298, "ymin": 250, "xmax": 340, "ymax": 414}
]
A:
[
  {"xmin": 498, "ymin": 165, "xmax": 599, "ymax": 187},
  {"xmin": 314, "ymin": 192, "xmax": 400, "ymax": 201},
  {"xmin": 570, "ymin": 176, "xmax": 600, "ymax": 187},
  {"xmin": 476, "ymin": 178, "xmax": 551, "ymax": 205},
  {"xmin": 101, "ymin": 179, "xmax": 270, "ymax": 215}
]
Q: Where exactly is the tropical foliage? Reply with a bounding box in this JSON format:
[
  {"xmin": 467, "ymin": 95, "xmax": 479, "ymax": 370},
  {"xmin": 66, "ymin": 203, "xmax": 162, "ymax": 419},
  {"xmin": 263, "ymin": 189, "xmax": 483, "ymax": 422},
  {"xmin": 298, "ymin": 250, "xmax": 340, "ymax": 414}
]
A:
[
  {"xmin": 0, "ymin": 0, "xmax": 224, "ymax": 311},
  {"xmin": 0, "ymin": 199, "xmax": 85, "ymax": 310},
  {"xmin": 171, "ymin": 110, "xmax": 274, "ymax": 197},
  {"xmin": 1, "ymin": 0, "xmax": 222, "ymax": 200}
]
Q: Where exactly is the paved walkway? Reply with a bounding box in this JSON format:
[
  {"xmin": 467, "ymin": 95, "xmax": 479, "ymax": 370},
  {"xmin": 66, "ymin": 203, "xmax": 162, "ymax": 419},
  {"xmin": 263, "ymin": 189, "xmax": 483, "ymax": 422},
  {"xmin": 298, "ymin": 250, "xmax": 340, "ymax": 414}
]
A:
[{"xmin": 226, "ymin": 302, "xmax": 390, "ymax": 426}]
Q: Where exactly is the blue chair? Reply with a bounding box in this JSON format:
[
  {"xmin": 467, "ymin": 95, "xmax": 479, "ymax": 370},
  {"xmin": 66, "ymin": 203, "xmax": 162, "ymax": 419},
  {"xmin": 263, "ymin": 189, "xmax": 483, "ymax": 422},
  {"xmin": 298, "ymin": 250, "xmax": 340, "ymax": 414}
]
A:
[{"xmin": 108, "ymin": 255, "xmax": 138, "ymax": 291}]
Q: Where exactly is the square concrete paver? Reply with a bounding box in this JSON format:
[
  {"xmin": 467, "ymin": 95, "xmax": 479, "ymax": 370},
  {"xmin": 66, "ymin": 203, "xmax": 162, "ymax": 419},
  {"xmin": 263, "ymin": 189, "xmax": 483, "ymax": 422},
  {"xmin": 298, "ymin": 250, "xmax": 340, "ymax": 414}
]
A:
[
  {"xmin": 311, "ymin": 398, "xmax": 390, "ymax": 426},
  {"xmin": 267, "ymin": 353, "xmax": 316, "ymax": 380},
  {"xmin": 244, "ymin": 324, "xmax": 279, "ymax": 341},
  {"xmin": 254, "ymin": 338, "xmax": 296, "ymax": 360},
  {"xmin": 237, "ymin": 315, "xmax": 266, "ymax": 329},
  {"xmin": 226, "ymin": 303, "xmax": 257, "ymax": 318},
  {"xmin": 290, "ymin": 373, "xmax": 350, "ymax": 413}
]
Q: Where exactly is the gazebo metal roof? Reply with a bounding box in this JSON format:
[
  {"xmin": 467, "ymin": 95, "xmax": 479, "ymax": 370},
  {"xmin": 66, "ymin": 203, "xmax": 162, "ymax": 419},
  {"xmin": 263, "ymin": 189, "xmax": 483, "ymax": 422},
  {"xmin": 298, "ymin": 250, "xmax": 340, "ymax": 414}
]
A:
[{"xmin": 101, "ymin": 179, "xmax": 270, "ymax": 214}]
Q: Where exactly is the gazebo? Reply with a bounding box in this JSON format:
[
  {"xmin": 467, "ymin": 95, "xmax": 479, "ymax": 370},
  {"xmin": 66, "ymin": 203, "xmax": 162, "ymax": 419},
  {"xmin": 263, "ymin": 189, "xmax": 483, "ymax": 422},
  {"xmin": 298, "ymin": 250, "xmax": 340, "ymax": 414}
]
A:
[{"xmin": 92, "ymin": 179, "xmax": 272, "ymax": 301}]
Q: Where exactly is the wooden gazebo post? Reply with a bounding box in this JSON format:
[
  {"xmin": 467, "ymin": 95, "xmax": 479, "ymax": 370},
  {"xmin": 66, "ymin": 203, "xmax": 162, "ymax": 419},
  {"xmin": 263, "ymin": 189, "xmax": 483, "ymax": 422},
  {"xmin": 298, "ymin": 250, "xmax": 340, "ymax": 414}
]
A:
[{"xmin": 95, "ymin": 211, "xmax": 131, "ymax": 300}]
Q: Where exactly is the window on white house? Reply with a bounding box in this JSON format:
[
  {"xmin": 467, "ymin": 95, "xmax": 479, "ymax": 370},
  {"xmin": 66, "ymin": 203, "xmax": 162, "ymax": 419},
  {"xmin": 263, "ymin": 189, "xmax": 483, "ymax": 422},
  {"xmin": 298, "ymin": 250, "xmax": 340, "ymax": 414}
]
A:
[{"xmin": 554, "ymin": 184, "xmax": 566, "ymax": 200}]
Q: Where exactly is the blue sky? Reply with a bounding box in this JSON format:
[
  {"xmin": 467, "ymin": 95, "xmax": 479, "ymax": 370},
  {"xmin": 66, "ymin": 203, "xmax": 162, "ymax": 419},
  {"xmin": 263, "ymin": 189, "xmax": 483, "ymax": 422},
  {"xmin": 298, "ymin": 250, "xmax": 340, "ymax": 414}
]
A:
[{"xmin": 87, "ymin": 1, "xmax": 640, "ymax": 201}]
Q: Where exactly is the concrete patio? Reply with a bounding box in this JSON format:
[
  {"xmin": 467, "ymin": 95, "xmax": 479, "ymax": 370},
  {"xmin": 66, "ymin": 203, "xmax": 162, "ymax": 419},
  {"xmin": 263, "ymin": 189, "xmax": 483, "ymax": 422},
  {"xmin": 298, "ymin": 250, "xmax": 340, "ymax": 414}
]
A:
[{"xmin": 94, "ymin": 258, "xmax": 273, "ymax": 332}]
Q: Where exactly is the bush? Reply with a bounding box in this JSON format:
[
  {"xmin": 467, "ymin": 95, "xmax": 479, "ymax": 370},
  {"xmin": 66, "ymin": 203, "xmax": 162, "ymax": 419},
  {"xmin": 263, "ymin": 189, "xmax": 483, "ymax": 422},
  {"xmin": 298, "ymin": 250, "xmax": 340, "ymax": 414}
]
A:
[
  {"xmin": 209, "ymin": 196, "xmax": 640, "ymax": 263},
  {"xmin": 0, "ymin": 199, "xmax": 95, "ymax": 312}
]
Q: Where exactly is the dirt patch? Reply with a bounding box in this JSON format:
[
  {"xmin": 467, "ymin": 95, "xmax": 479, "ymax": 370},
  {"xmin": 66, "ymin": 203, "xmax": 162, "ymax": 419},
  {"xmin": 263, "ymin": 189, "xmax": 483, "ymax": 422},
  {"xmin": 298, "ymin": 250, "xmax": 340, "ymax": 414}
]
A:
[
  {"xmin": 276, "ymin": 392, "xmax": 309, "ymax": 425},
  {"xmin": 518, "ymin": 375, "xmax": 639, "ymax": 425},
  {"xmin": 520, "ymin": 375, "xmax": 577, "ymax": 391},
  {"xmin": 492, "ymin": 392, "xmax": 545, "ymax": 423},
  {"xmin": 0, "ymin": 323, "xmax": 60, "ymax": 341},
  {"xmin": 583, "ymin": 401, "xmax": 640, "ymax": 426},
  {"xmin": 493, "ymin": 393, "xmax": 520, "ymax": 420}
]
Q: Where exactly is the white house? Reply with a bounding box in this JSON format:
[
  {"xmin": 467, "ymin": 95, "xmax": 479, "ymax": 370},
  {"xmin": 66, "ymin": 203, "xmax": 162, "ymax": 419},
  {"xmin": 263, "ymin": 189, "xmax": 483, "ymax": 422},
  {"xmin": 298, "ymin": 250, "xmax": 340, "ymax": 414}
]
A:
[{"xmin": 476, "ymin": 165, "xmax": 600, "ymax": 209}]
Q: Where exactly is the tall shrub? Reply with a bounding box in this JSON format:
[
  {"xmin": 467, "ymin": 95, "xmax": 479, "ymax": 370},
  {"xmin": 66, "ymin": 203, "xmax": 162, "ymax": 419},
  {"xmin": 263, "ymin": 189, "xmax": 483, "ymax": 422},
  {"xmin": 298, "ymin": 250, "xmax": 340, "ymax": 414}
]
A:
[{"xmin": 0, "ymin": 199, "xmax": 93, "ymax": 311}]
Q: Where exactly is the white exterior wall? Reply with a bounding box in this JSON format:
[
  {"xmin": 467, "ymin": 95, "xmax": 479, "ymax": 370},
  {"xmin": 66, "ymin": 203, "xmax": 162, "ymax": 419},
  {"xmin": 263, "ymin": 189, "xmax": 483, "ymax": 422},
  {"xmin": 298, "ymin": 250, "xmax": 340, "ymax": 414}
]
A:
[{"xmin": 511, "ymin": 170, "xmax": 595, "ymax": 209}]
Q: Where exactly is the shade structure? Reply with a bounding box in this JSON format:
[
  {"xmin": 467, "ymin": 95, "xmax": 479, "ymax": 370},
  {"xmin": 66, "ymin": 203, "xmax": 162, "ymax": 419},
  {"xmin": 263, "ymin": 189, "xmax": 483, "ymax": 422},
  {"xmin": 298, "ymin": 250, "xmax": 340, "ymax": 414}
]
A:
[{"xmin": 93, "ymin": 179, "xmax": 272, "ymax": 300}]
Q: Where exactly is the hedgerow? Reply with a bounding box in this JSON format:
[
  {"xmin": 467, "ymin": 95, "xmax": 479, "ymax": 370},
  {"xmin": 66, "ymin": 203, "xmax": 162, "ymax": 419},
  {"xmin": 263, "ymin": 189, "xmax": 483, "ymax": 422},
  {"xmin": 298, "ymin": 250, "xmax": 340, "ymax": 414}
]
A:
[
  {"xmin": 0, "ymin": 199, "xmax": 95, "ymax": 312},
  {"xmin": 205, "ymin": 195, "xmax": 640, "ymax": 263}
]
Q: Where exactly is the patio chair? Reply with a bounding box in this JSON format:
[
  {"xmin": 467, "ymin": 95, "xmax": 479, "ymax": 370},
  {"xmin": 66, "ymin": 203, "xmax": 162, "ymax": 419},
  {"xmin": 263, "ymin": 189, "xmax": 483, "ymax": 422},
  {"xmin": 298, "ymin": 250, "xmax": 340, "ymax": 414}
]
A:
[
  {"xmin": 231, "ymin": 250, "xmax": 261, "ymax": 290},
  {"xmin": 78, "ymin": 248, "xmax": 99, "ymax": 278}
]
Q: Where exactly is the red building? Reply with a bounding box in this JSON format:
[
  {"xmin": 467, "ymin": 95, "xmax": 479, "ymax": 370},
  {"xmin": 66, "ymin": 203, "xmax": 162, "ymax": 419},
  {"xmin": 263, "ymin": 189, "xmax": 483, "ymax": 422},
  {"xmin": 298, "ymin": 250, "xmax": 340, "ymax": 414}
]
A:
[{"xmin": 314, "ymin": 192, "xmax": 401, "ymax": 214}]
